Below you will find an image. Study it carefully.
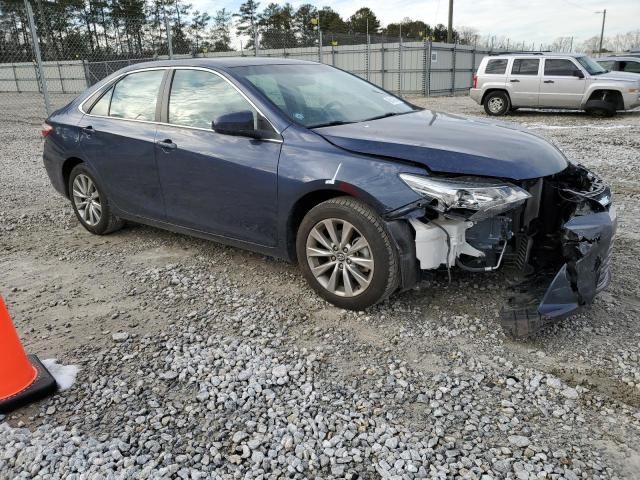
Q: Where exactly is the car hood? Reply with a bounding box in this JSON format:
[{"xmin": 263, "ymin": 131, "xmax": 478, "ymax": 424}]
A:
[
  {"xmin": 596, "ymin": 70, "xmax": 640, "ymax": 82},
  {"xmin": 314, "ymin": 110, "xmax": 568, "ymax": 180}
]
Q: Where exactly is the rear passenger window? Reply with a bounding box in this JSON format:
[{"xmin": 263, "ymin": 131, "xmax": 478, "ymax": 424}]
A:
[
  {"xmin": 544, "ymin": 59, "xmax": 580, "ymax": 76},
  {"xmin": 485, "ymin": 59, "xmax": 508, "ymax": 74},
  {"xmin": 511, "ymin": 59, "xmax": 539, "ymax": 75},
  {"xmin": 110, "ymin": 70, "xmax": 164, "ymax": 121},
  {"xmin": 89, "ymin": 87, "xmax": 112, "ymax": 116}
]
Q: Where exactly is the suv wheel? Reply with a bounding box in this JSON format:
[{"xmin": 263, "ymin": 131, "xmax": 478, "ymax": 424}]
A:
[
  {"xmin": 68, "ymin": 164, "xmax": 124, "ymax": 235},
  {"xmin": 296, "ymin": 197, "xmax": 399, "ymax": 310},
  {"xmin": 484, "ymin": 91, "xmax": 510, "ymax": 116},
  {"xmin": 584, "ymin": 99, "xmax": 616, "ymax": 117}
]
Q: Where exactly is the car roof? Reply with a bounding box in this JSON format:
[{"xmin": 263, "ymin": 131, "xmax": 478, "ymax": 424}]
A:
[
  {"xmin": 117, "ymin": 57, "xmax": 318, "ymax": 73},
  {"xmin": 598, "ymin": 56, "xmax": 640, "ymax": 62},
  {"xmin": 485, "ymin": 52, "xmax": 584, "ymax": 59}
]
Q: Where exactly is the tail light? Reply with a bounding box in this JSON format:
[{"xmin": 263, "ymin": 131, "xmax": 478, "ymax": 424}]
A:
[
  {"xmin": 41, "ymin": 123, "xmax": 54, "ymax": 138},
  {"xmin": 473, "ymin": 74, "xmax": 478, "ymax": 89}
]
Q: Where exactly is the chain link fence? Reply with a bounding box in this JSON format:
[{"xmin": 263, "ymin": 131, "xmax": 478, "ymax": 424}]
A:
[{"xmin": 1, "ymin": 0, "xmax": 498, "ymax": 125}]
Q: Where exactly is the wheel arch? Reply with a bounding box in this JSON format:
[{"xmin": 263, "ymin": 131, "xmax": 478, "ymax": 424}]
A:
[
  {"xmin": 481, "ymin": 88, "xmax": 511, "ymax": 105},
  {"xmin": 286, "ymin": 185, "xmax": 385, "ymax": 262},
  {"xmin": 61, "ymin": 157, "xmax": 85, "ymax": 198},
  {"xmin": 586, "ymin": 89, "xmax": 624, "ymax": 110}
]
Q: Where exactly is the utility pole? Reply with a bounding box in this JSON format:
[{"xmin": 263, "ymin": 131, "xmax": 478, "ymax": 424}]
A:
[
  {"xmin": 447, "ymin": 0, "xmax": 454, "ymax": 43},
  {"xmin": 596, "ymin": 9, "xmax": 606, "ymax": 56}
]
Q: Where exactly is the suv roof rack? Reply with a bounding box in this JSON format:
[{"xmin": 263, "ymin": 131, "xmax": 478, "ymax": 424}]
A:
[{"xmin": 488, "ymin": 51, "xmax": 551, "ymax": 56}]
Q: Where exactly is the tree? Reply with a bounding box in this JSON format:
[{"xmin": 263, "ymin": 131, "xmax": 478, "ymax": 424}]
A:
[
  {"xmin": 190, "ymin": 10, "xmax": 211, "ymax": 53},
  {"xmin": 211, "ymin": 8, "xmax": 233, "ymax": 51},
  {"xmin": 384, "ymin": 19, "xmax": 430, "ymax": 40},
  {"xmin": 318, "ymin": 7, "xmax": 347, "ymax": 33},
  {"xmin": 294, "ymin": 3, "xmax": 317, "ymax": 47},
  {"xmin": 347, "ymin": 7, "xmax": 379, "ymax": 34},
  {"xmin": 457, "ymin": 26, "xmax": 479, "ymax": 45},
  {"xmin": 235, "ymin": 0, "xmax": 260, "ymax": 49},
  {"xmin": 259, "ymin": 2, "xmax": 296, "ymax": 49}
]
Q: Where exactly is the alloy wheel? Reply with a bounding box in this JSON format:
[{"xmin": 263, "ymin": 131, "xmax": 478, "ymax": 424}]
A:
[
  {"xmin": 305, "ymin": 218, "xmax": 374, "ymax": 297},
  {"xmin": 488, "ymin": 97, "xmax": 504, "ymax": 114},
  {"xmin": 72, "ymin": 174, "xmax": 102, "ymax": 227}
]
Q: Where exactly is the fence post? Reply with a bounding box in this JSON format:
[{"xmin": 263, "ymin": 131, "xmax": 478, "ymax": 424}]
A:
[
  {"xmin": 318, "ymin": 30, "xmax": 323, "ymax": 63},
  {"xmin": 451, "ymin": 43, "xmax": 457, "ymax": 95},
  {"xmin": 81, "ymin": 59, "xmax": 91, "ymax": 88},
  {"xmin": 57, "ymin": 62, "xmax": 65, "ymax": 94},
  {"xmin": 164, "ymin": 12, "xmax": 173, "ymax": 59},
  {"xmin": 427, "ymin": 40, "xmax": 432, "ymax": 97},
  {"xmin": 331, "ymin": 45, "xmax": 335, "ymax": 66},
  {"xmin": 381, "ymin": 40, "xmax": 385, "ymax": 89},
  {"xmin": 366, "ymin": 34, "xmax": 370, "ymax": 81},
  {"xmin": 421, "ymin": 38, "xmax": 427, "ymax": 97},
  {"xmin": 254, "ymin": 30, "xmax": 259, "ymax": 57},
  {"xmin": 398, "ymin": 34, "xmax": 403, "ymax": 95},
  {"xmin": 24, "ymin": 0, "xmax": 51, "ymax": 116},
  {"xmin": 12, "ymin": 65, "xmax": 20, "ymax": 93}
]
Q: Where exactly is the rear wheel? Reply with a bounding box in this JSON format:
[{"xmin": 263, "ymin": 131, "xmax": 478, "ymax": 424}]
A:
[
  {"xmin": 68, "ymin": 164, "xmax": 124, "ymax": 235},
  {"xmin": 483, "ymin": 91, "xmax": 510, "ymax": 116},
  {"xmin": 296, "ymin": 197, "xmax": 399, "ymax": 310}
]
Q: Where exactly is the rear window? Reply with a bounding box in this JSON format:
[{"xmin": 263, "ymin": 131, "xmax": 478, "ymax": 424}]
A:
[
  {"xmin": 511, "ymin": 59, "xmax": 539, "ymax": 75},
  {"xmin": 485, "ymin": 59, "xmax": 508, "ymax": 74}
]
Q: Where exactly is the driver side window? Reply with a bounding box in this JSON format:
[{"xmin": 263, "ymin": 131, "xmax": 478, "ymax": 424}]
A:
[{"xmin": 168, "ymin": 69, "xmax": 258, "ymax": 129}]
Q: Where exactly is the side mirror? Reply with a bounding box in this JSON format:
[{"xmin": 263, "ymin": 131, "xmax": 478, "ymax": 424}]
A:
[
  {"xmin": 212, "ymin": 110, "xmax": 259, "ymax": 138},
  {"xmin": 573, "ymin": 70, "xmax": 585, "ymax": 79}
]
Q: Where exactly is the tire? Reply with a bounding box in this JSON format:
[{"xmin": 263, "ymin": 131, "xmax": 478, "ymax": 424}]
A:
[
  {"xmin": 483, "ymin": 91, "xmax": 510, "ymax": 116},
  {"xmin": 68, "ymin": 164, "xmax": 124, "ymax": 235},
  {"xmin": 296, "ymin": 196, "xmax": 399, "ymax": 310},
  {"xmin": 584, "ymin": 99, "xmax": 616, "ymax": 117}
]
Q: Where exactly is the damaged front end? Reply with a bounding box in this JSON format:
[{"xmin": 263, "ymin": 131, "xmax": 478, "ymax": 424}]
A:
[{"xmin": 390, "ymin": 164, "xmax": 616, "ymax": 338}]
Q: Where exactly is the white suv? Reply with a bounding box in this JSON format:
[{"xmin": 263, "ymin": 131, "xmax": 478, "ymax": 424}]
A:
[{"xmin": 470, "ymin": 53, "xmax": 640, "ymax": 116}]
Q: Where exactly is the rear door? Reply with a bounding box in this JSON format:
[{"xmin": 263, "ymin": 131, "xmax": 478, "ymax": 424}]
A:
[
  {"xmin": 539, "ymin": 58, "xmax": 586, "ymax": 108},
  {"xmin": 154, "ymin": 68, "xmax": 281, "ymax": 246},
  {"xmin": 79, "ymin": 69, "xmax": 166, "ymax": 220},
  {"xmin": 508, "ymin": 58, "xmax": 541, "ymax": 107}
]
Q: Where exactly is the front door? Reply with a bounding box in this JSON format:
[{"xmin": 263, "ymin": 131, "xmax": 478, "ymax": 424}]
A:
[
  {"xmin": 155, "ymin": 68, "xmax": 281, "ymax": 247},
  {"xmin": 79, "ymin": 69, "xmax": 166, "ymax": 220},
  {"xmin": 508, "ymin": 58, "xmax": 541, "ymax": 107},
  {"xmin": 539, "ymin": 59, "xmax": 586, "ymax": 108}
]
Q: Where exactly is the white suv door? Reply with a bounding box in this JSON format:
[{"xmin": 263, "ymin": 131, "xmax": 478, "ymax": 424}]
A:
[
  {"xmin": 508, "ymin": 58, "xmax": 541, "ymax": 107},
  {"xmin": 539, "ymin": 58, "xmax": 587, "ymax": 108}
]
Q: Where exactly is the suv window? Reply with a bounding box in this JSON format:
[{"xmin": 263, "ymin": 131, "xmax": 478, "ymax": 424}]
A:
[
  {"xmin": 544, "ymin": 59, "xmax": 580, "ymax": 76},
  {"xmin": 598, "ymin": 60, "xmax": 616, "ymax": 70},
  {"xmin": 621, "ymin": 61, "xmax": 640, "ymax": 73},
  {"xmin": 511, "ymin": 59, "xmax": 539, "ymax": 75},
  {"xmin": 485, "ymin": 59, "xmax": 508, "ymax": 74},
  {"xmin": 110, "ymin": 70, "xmax": 164, "ymax": 121},
  {"xmin": 169, "ymin": 69, "xmax": 257, "ymax": 129}
]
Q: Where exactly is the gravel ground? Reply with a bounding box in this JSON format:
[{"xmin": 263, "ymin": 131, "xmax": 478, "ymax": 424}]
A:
[{"xmin": 1, "ymin": 94, "xmax": 639, "ymax": 479}]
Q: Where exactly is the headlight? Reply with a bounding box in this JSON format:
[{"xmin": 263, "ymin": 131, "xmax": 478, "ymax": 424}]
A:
[{"xmin": 399, "ymin": 174, "xmax": 531, "ymax": 221}]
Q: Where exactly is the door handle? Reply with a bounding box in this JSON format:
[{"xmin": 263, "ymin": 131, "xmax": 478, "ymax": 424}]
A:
[
  {"xmin": 156, "ymin": 139, "xmax": 177, "ymax": 151},
  {"xmin": 81, "ymin": 125, "xmax": 94, "ymax": 135},
  {"xmin": 543, "ymin": 80, "xmax": 554, "ymax": 84},
  {"xmin": 509, "ymin": 79, "xmax": 520, "ymax": 83}
]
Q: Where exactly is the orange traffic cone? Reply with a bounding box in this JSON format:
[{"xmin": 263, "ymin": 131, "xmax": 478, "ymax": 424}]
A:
[{"xmin": 0, "ymin": 296, "xmax": 56, "ymax": 413}]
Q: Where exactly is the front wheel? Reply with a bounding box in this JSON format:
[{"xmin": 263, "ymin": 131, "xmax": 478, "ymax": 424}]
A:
[
  {"xmin": 483, "ymin": 91, "xmax": 510, "ymax": 116},
  {"xmin": 68, "ymin": 164, "xmax": 124, "ymax": 235},
  {"xmin": 296, "ymin": 197, "xmax": 399, "ymax": 310}
]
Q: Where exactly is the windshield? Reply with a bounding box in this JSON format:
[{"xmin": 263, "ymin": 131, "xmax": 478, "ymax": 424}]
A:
[
  {"xmin": 232, "ymin": 64, "xmax": 417, "ymax": 128},
  {"xmin": 576, "ymin": 56, "xmax": 608, "ymax": 75}
]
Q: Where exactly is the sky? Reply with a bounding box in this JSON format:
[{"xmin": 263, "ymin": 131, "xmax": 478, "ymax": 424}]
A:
[{"xmin": 191, "ymin": 0, "xmax": 639, "ymax": 46}]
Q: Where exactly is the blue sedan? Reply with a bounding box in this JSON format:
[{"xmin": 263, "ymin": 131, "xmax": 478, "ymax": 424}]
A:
[{"xmin": 42, "ymin": 58, "xmax": 615, "ymax": 336}]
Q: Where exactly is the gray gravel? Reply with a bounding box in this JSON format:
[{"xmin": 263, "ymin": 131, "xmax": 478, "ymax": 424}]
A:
[{"xmin": 1, "ymin": 94, "xmax": 639, "ymax": 479}]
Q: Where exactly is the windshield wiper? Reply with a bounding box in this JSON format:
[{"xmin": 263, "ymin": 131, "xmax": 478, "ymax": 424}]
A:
[
  {"xmin": 362, "ymin": 111, "xmax": 416, "ymax": 122},
  {"xmin": 308, "ymin": 120, "xmax": 357, "ymax": 129}
]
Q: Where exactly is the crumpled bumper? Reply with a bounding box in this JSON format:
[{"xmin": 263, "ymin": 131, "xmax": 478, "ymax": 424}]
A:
[
  {"xmin": 538, "ymin": 207, "xmax": 616, "ymax": 317},
  {"xmin": 501, "ymin": 166, "xmax": 616, "ymax": 338}
]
